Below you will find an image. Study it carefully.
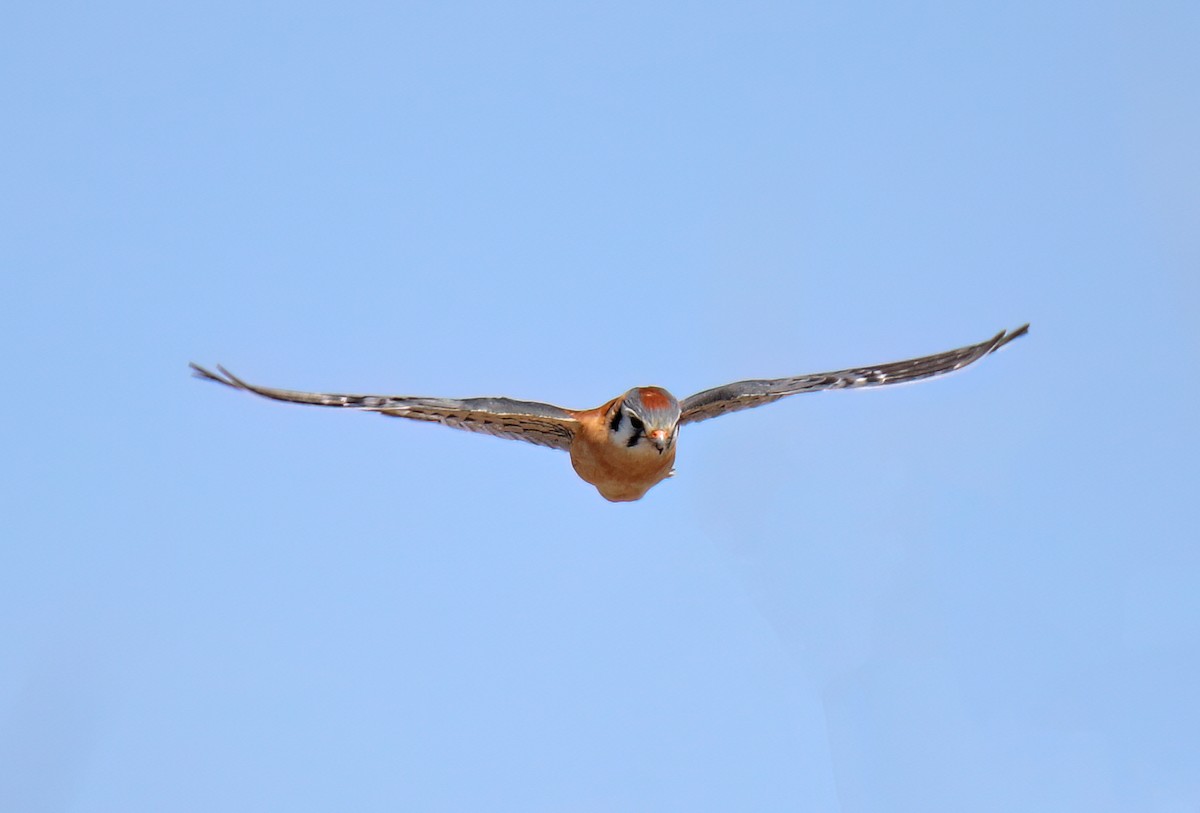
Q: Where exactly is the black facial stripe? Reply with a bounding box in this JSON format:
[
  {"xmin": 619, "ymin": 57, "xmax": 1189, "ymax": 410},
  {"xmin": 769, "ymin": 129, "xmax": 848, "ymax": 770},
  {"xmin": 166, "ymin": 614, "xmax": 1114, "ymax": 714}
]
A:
[
  {"xmin": 609, "ymin": 408, "xmax": 623, "ymax": 432},
  {"xmin": 626, "ymin": 415, "xmax": 645, "ymax": 447}
]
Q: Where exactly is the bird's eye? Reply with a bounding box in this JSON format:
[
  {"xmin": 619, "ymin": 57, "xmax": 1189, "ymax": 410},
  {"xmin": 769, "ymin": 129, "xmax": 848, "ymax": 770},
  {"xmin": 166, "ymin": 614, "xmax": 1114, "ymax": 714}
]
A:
[{"xmin": 630, "ymin": 416, "xmax": 645, "ymax": 432}]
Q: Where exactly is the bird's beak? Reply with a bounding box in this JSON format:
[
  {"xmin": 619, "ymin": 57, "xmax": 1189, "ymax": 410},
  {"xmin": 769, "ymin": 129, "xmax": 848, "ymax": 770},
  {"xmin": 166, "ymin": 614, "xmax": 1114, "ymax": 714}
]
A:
[{"xmin": 649, "ymin": 429, "xmax": 669, "ymax": 453}]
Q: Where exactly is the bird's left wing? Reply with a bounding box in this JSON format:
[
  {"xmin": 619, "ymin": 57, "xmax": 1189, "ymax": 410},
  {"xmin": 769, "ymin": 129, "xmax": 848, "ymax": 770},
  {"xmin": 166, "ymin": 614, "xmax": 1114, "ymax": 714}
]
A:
[
  {"xmin": 190, "ymin": 364, "xmax": 579, "ymax": 450},
  {"xmin": 679, "ymin": 324, "xmax": 1028, "ymax": 425}
]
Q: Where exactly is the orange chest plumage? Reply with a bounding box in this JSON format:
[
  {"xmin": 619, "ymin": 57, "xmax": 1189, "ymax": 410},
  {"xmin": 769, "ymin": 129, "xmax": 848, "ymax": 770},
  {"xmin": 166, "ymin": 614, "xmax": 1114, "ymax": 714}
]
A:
[{"xmin": 567, "ymin": 406, "xmax": 677, "ymax": 502}]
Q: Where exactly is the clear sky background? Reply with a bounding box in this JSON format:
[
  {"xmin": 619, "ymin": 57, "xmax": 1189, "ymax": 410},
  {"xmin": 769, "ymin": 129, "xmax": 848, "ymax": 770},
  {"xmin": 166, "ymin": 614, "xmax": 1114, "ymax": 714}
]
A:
[{"xmin": 2, "ymin": 2, "xmax": 1197, "ymax": 810}]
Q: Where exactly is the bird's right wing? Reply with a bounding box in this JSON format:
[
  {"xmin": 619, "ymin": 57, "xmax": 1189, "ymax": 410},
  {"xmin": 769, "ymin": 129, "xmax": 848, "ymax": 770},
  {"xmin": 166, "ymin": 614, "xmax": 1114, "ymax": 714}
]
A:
[{"xmin": 190, "ymin": 364, "xmax": 580, "ymax": 450}]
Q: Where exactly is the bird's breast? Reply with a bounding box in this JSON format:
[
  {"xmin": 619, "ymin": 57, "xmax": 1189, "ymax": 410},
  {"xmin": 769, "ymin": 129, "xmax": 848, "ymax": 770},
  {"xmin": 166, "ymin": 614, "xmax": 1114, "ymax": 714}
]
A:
[{"xmin": 569, "ymin": 436, "xmax": 677, "ymax": 502}]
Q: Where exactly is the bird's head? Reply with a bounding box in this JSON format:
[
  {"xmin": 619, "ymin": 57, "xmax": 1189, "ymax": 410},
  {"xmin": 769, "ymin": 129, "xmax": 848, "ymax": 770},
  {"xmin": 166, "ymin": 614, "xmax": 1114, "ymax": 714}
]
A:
[{"xmin": 608, "ymin": 387, "xmax": 681, "ymax": 454}]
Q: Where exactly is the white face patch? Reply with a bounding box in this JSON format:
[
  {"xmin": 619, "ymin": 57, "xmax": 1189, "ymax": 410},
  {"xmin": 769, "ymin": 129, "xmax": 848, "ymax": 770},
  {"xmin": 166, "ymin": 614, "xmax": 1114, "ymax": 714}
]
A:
[{"xmin": 609, "ymin": 405, "xmax": 651, "ymax": 450}]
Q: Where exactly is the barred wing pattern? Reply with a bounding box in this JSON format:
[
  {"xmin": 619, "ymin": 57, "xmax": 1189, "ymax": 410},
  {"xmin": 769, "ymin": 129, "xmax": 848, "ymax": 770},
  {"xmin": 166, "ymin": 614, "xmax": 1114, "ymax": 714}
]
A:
[
  {"xmin": 679, "ymin": 324, "xmax": 1029, "ymax": 426},
  {"xmin": 189, "ymin": 364, "xmax": 579, "ymax": 450}
]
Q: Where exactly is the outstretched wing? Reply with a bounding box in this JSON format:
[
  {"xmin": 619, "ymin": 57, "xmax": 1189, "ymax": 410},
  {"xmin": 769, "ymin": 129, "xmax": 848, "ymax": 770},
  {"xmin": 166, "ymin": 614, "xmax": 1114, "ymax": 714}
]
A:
[
  {"xmin": 679, "ymin": 324, "xmax": 1028, "ymax": 425},
  {"xmin": 190, "ymin": 364, "xmax": 579, "ymax": 450}
]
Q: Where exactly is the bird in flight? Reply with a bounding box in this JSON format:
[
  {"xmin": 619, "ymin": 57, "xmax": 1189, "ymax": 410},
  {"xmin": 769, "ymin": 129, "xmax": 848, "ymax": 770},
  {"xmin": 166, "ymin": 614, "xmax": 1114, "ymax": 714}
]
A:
[{"xmin": 192, "ymin": 324, "xmax": 1027, "ymax": 502}]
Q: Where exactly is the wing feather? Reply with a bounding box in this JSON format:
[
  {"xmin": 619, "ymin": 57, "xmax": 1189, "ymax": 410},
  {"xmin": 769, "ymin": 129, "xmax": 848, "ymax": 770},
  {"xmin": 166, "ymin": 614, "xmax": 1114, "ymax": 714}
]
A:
[
  {"xmin": 189, "ymin": 364, "xmax": 579, "ymax": 450},
  {"xmin": 679, "ymin": 324, "xmax": 1028, "ymax": 425}
]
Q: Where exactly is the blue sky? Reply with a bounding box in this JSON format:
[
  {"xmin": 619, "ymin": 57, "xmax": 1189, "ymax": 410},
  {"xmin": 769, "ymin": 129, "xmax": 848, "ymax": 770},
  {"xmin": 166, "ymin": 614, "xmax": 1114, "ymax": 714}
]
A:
[{"xmin": 2, "ymin": 1, "xmax": 1197, "ymax": 810}]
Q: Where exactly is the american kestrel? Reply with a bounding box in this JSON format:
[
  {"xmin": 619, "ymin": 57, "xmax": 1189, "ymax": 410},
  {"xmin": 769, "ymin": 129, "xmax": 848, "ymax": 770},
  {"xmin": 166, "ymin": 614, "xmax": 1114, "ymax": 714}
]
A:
[{"xmin": 191, "ymin": 324, "xmax": 1027, "ymax": 502}]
